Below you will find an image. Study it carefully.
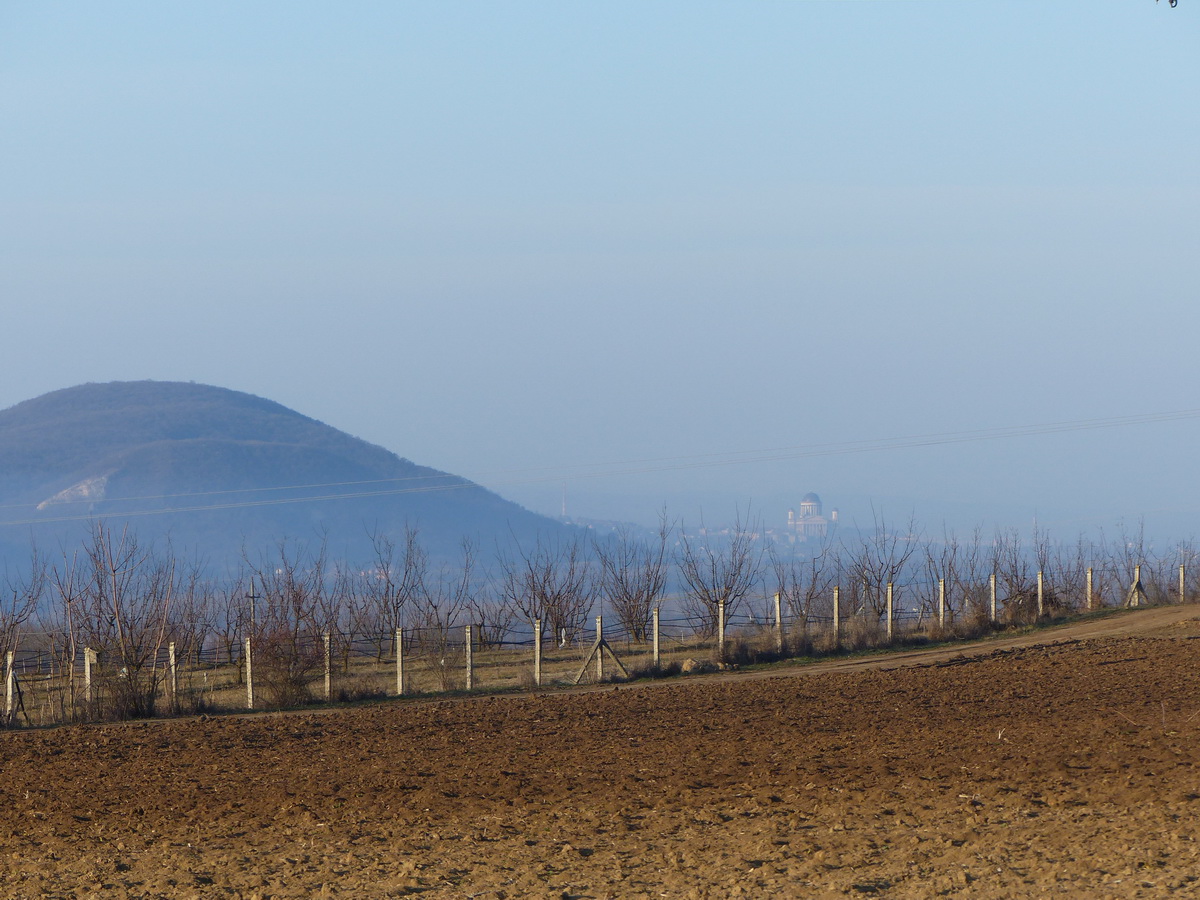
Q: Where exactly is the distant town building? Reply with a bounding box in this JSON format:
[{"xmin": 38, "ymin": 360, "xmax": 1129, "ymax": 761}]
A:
[{"xmin": 786, "ymin": 492, "xmax": 838, "ymax": 542}]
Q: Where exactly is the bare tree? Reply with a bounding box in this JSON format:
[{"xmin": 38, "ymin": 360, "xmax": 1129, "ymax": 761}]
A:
[
  {"xmin": 1047, "ymin": 534, "xmax": 1093, "ymax": 613},
  {"xmin": 1169, "ymin": 539, "xmax": 1200, "ymax": 603},
  {"xmin": 497, "ymin": 534, "xmax": 594, "ymax": 646},
  {"xmin": 344, "ymin": 565, "xmax": 387, "ymax": 660},
  {"xmin": 1, "ymin": 547, "xmax": 45, "ymax": 724},
  {"xmin": 211, "ymin": 570, "xmax": 251, "ymax": 674},
  {"xmin": 955, "ymin": 527, "xmax": 993, "ymax": 620},
  {"xmin": 464, "ymin": 562, "xmax": 516, "ymax": 651},
  {"xmin": 676, "ymin": 511, "xmax": 764, "ymax": 636},
  {"xmin": 920, "ymin": 527, "xmax": 990, "ymax": 625},
  {"xmin": 990, "ymin": 525, "xmax": 1065, "ymax": 621},
  {"xmin": 363, "ymin": 525, "xmax": 427, "ymax": 654},
  {"xmin": 769, "ymin": 536, "xmax": 835, "ymax": 641},
  {"xmin": 841, "ymin": 510, "xmax": 921, "ymax": 620},
  {"xmin": 40, "ymin": 545, "xmax": 88, "ymax": 718},
  {"xmin": 1023, "ymin": 522, "xmax": 1075, "ymax": 615},
  {"xmin": 991, "ymin": 528, "xmax": 1031, "ymax": 620},
  {"xmin": 167, "ymin": 560, "xmax": 214, "ymax": 669},
  {"xmin": 412, "ymin": 539, "xmax": 474, "ymax": 690},
  {"xmin": 1, "ymin": 547, "xmax": 44, "ymax": 659},
  {"xmin": 1112, "ymin": 520, "xmax": 1178, "ymax": 606},
  {"xmin": 246, "ymin": 539, "xmax": 328, "ymax": 707},
  {"xmin": 78, "ymin": 522, "xmax": 175, "ymax": 720},
  {"xmin": 594, "ymin": 515, "xmax": 671, "ymax": 642},
  {"xmin": 322, "ymin": 562, "xmax": 360, "ymax": 674}
]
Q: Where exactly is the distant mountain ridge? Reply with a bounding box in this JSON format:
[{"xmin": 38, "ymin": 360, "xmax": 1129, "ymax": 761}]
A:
[{"xmin": 0, "ymin": 381, "xmax": 563, "ymax": 569}]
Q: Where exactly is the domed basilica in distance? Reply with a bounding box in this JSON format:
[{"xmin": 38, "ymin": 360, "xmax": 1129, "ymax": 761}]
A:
[{"xmin": 786, "ymin": 492, "xmax": 838, "ymax": 542}]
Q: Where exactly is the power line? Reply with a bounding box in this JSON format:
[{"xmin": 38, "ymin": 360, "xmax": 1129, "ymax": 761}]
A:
[
  {"xmin": 0, "ymin": 470, "xmax": 472, "ymax": 513},
  {"xmin": 2, "ymin": 406, "xmax": 1198, "ymax": 528}
]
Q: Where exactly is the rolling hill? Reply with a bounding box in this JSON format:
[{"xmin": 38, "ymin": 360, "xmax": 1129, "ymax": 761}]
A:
[{"xmin": 0, "ymin": 381, "xmax": 565, "ymax": 571}]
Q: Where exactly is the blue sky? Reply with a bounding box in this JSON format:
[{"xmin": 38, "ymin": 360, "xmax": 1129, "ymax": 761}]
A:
[{"xmin": 2, "ymin": 1, "xmax": 1198, "ymax": 537}]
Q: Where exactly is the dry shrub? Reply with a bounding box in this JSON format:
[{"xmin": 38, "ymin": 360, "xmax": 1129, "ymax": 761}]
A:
[
  {"xmin": 174, "ymin": 690, "xmax": 219, "ymax": 717},
  {"xmin": 785, "ymin": 631, "xmax": 815, "ymax": 658},
  {"xmin": 808, "ymin": 618, "xmax": 887, "ymax": 655},
  {"xmin": 245, "ymin": 541, "xmax": 330, "ymax": 709},
  {"xmin": 723, "ymin": 637, "xmax": 787, "ymax": 668},
  {"xmin": 812, "ymin": 629, "xmax": 841, "ymax": 655},
  {"xmin": 956, "ymin": 605, "xmax": 1003, "ymax": 640},
  {"xmin": 84, "ymin": 666, "xmax": 166, "ymax": 722},
  {"xmin": 255, "ymin": 629, "xmax": 322, "ymax": 708},
  {"xmin": 420, "ymin": 651, "xmax": 465, "ymax": 692},
  {"xmin": 423, "ymin": 664, "xmax": 465, "ymax": 693},
  {"xmin": 1003, "ymin": 588, "xmax": 1070, "ymax": 625},
  {"xmin": 924, "ymin": 621, "xmax": 951, "ymax": 643},
  {"xmin": 626, "ymin": 659, "xmax": 682, "ymax": 680},
  {"xmin": 923, "ymin": 610, "xmax": 999, "ymax": 644},
  {"xmin": 336, "ymin": 678, "xmax": 388, "ymax": 704},
  {"xmin": 842, "ymin": 616, "xmax": 886, "ymax": 652}
]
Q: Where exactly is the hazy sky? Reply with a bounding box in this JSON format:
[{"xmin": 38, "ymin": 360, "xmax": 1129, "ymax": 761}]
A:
[{"xmin": 2, "ymin": 2, "xmax": 1198, "ymax": 538}]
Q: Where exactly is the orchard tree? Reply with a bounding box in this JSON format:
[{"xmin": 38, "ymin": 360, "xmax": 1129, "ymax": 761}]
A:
[
  {"xmin": 676, "ymin": 511, "xmax": 764, "ymax": 636},
  {"xmin": 78, "ymin": 523, "xmax": 176, "ymax": 719},
  {"xmin": 594, "ymin": 515, "xmax": 671, "ymax": 642},
  {"xmin": 497, "ymin": 534, "xmax": 594, "ymax": 646},
  {"xmin": 246, "ymin": 539, "xmax": 329, "ymax": 707}
]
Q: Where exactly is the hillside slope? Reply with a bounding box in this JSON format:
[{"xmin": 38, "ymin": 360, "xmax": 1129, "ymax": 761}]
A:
[{"xmin": 0, "ymin": 381, "xmax": 562, "ymax": 568}]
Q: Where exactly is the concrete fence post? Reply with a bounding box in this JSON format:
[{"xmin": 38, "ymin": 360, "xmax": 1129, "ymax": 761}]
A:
[
  {"xmin": 717, "ymin": 601, "xmax": 726, "ymax": 662},
  {"xmin": 652, "ymin": 606, "xmax": 660, "ymax": 668},
  {"xmin": 990, "ymin": 573, "xmax": 997, "ymax": 622},
  {"xmin": 1180, "ymin": 564, "xmax": 1186, "ymax": 604},
  {"xmin": 244, "ymin": 637, "xmax": 253, "ymax": 710},
  {"xmin": 832, "ymin": 586, "xmax": 841, "ymax": 647},
  {"xmin": 938, "ymin": 578, "xmax": 946, "ymax": 629},
  {"xmin": 1131, "ymin": 563, "xmax": 1143, "ymax": 608},
  {"xmin": 533, "ymin": 618, "xmax": 542, "ymax": 687},
  {"xmin": 465, "ymin": 624, "xmax": 474, "ymax": 690},
  {"xmin": 774, "ymin": 592, "xmax": 784, "ymax": 654},
  {"xmin": 323, "ymin": 632, "xmax": 332, "ymax": 701},
  {"xmin": 84, "ymin": 646, "xmax": 94, "ymax": 705},
  {"xmin": 5, "ymin": 650, "xmax": 13, "ymax": 720},
  {"xmin": 1086, "ymin": 567, "xmax": 1094, "ymax": 611},
  {"xmin": 395, "ymin": 628, "xmax": 405, "ymax": 695},
  {"xmin": 1037, "ymin": 570, "xmax": 1045, "ymax": 618},
  {"xmin": 168, "ymin": 641, "xmax": 177, "ymax": 712},
  {"xmin": 595, "ymin": 616, "xmax": 604, "ymax": 682},
  {"xmin": 886, "ymin": 582, "xmax": 894, "ymax": 642}
]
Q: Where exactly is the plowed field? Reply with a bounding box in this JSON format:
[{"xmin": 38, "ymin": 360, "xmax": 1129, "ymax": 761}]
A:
[{"xmin": 4, "ymin": 606, "xmax": 1200, "ymax": 898}]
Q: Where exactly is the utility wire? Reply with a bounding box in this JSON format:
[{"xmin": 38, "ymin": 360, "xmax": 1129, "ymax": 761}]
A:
[{"xmin": 2, "ymin": 407, "xmax": 1198, "ymax": 527}]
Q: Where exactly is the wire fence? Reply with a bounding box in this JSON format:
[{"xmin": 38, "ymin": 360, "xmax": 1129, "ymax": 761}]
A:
[{"xmin": 2, "ymin": 562, "xmax": 1179, "ymax": 729}]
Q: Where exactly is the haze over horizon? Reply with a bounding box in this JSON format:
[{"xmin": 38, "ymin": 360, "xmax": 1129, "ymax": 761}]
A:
[{"xmin": 3, "ymin": 3, "xmax": 1198, "ymax": 543}]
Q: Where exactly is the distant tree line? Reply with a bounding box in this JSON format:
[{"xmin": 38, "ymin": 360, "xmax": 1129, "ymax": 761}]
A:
[{"xmin": 0, "ymin": 511, "xmax": 1189, "ymax": 718}]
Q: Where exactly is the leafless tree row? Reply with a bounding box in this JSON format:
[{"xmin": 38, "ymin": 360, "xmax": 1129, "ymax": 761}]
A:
[{"xmin": 4, "ymin": 513, "xmax": 1192, "ymax": 720}]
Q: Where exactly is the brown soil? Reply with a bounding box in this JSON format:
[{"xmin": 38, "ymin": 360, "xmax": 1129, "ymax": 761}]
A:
[{"xmin": 3, "ymin": 605, "xmax": 1200, "ymax": 898}]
